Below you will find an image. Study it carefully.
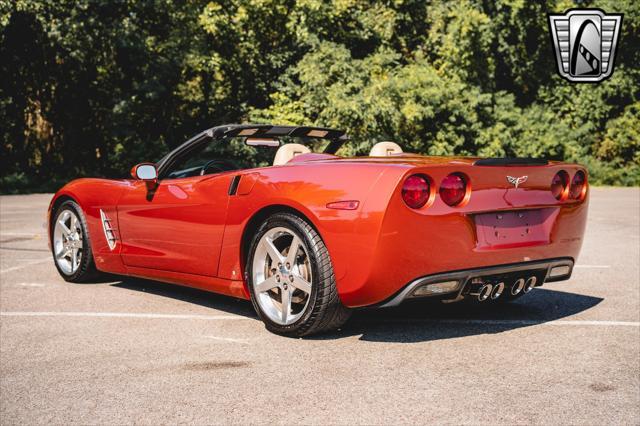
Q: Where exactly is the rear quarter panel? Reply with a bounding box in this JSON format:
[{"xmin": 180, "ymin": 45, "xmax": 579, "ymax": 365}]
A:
[{"xmin": 217, "ymin": 162, "xmax": 411, "ymax": 298}]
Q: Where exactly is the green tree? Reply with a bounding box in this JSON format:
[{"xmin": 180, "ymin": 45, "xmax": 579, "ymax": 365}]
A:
[{"xmin": 1, "ymin": 0, "xmax": 639, "ymax": 192}]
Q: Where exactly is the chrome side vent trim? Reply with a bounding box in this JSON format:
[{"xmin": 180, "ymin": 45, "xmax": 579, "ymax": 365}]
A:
[{"xmin": 100, "ymin": 209, "xmax": 117, "ymax": 250}]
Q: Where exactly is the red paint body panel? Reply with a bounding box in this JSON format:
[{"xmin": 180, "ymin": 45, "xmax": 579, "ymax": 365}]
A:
[
  {"xmin": 48, "ymin": 155, "xmax": 588, "ymax": 307},
  {"xmin": 117, "ymin": 173, "xmax": 232, "ymax": 276}
]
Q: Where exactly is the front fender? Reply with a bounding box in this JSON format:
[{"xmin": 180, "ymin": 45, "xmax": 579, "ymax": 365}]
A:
[{"xmin": 48, "ymin": 178, "xmax": 130, "ymax": 274}]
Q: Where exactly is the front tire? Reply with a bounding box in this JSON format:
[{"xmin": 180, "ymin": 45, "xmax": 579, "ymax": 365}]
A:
[
  {"xmin": 51, "ymin": 200, "xmax": 100, "ymax": 282},
  {"xmin": 246, "ymin": 212, "xmax": 351, "ymax": 337}
]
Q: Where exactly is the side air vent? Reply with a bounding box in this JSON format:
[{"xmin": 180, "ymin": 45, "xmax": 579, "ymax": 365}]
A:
[
  {"xmin": 474, "ymin": 158, "xmax": 549, "ymax": 166},
  {"xmin": 100, "ymin": 209, "xmax": 117, "ymax": 250},
  {"xmin": 228, "ymin": 175, "xmax": 241, "ymax": 195}
]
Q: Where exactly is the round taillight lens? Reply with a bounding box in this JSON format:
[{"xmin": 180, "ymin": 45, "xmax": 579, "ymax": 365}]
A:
[
  {"xmin": 402, "ymin": 175, "xmax": 430, "ymax": 209},
  {"xmin": 551, "ymin": 170, "xmax": 569, "ymax": 200},
  {"xmin": 569, "ymin": 170, "xmax": 587, "ymax": 200},
  {"xmin": 439, "ymin": 173, "xmax": 468, "ymax": 206}
]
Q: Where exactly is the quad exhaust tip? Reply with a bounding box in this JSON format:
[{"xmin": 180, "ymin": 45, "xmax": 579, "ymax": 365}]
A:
[
  {"xmin": 490, "ymin": 282, "xmax": 505, "ymax": 300},
  {"xmin": 469, "ymin": 283, "xmax": 494, "ymax": 302},
  {"xmin": 470, "ymin": 276, "xmax": 537, "ymax": 302},
  {"xmin": 523, "ymin": 276, "xmax": 537, "ymax": 293},
  {"xmin": 476, "ymin": 284, "xmax": 493, "ymax": 302},
  {"xmin": 511, "ymin": 278, "xmax": 525, "ymax": 296}
]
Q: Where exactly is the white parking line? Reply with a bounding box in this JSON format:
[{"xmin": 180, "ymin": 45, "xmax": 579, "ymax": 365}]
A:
[
  {"xmin": 0, "ymin": 208, "xmax": 46, "ymax": 213},
  {"xmin": 16, "ymin": 282, "xmax": 47, "ymax": 288},
  {"xmin": 0, "ymin": 311, "xmax": 249, "ymax": 320},
  {"xmin": 0, "ymin": 311, "xmax": 637, "ymax": 327},
  {"xmin": 204, "ymin": 335, "xmax": 251, "ymax": 344},
  {"xmin": 574, "ymin": 265, "xmax": 611, "ymax": 268},
  {"xmin": 0, "ymin": 258, "xmax": 51, "ymax": 274}
]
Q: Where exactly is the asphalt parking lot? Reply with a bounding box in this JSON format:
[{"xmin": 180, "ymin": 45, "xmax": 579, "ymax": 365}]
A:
[{"xmin": 1, "ymin": 188, "xmax": 639, "ymax": 425}]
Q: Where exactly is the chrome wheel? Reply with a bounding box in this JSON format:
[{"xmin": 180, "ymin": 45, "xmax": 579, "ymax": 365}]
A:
[
  {"xmin": 251, "ymin": 227, "xmax": 313, "ymax": 326},
  {"xmin": 53, "ymin": 209, "xmax": 83, "ymax": 275}
]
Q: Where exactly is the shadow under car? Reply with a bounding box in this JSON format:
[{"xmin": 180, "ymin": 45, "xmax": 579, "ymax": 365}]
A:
[{"xmin": 110, "ymin": 278, "xmax": 602, "ymax": 342}]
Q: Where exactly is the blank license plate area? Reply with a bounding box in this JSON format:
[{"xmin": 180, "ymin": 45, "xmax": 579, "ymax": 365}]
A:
[{"xmin": 474, "ymin": 208, "xmax": 558, "ymax": 249}]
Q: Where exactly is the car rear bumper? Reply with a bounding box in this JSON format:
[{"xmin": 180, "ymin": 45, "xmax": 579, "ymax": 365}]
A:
[
  {"xmin": 338, "ymin": 204, "xmax": 587, "ymax": 307},
  {"xmin": 377, "ymin": 257, "xmax": 574, "ymax": 307}
]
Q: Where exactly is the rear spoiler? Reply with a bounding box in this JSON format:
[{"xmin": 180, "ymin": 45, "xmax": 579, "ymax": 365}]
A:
[{"xmin": 474, "ymin": 158, "xmax": 549, "ymax": 166}]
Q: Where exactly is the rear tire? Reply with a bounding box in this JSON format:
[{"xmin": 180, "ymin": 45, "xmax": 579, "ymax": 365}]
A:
[
  {"xmin": 246, "ymin": 212, "xmax": 351, "ymax": 337},
  {"xmin": 51, "ymin": 200, "xmax": 101, "ymax": 283}
]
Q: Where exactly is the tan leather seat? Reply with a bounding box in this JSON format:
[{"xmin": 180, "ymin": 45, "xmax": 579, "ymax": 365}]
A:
[
  {"xmin": 273, "ymin": 143, "xmax": 311, "ymax": 166},
  {"xmin": 369, "ymin": 141, "xmax": 403, "ymax": 156}
]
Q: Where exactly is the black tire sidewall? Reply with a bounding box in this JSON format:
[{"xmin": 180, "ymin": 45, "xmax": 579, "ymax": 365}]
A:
[{"xmin": 245, "ymin": 213, "xmax": 326, "ymax": 335}]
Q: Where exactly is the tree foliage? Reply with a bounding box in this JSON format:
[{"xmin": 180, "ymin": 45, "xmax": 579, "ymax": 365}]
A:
[{"xmin": 1, "ymin": 0, "xmax": 638, "ymax": 192}]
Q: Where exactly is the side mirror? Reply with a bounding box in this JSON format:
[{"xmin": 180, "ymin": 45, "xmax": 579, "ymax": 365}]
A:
[{"xmin": 131, "ymin": 163, "xmax": 158, "ymax": 181}]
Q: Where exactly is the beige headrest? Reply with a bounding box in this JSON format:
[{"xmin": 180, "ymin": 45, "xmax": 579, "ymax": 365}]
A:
[
  {"xmin": 369, "ymin": 141, "xmax": 403, "ymax": 156},
  {"xmin": 273, "ymin": 143, "xmax": 311, "ymax": 166}
]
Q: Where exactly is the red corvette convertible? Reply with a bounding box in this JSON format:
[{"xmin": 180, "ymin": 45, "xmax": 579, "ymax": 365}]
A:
[{"xmin": 48, "ymin": 124, "xmax": 588, "ymax": 336}]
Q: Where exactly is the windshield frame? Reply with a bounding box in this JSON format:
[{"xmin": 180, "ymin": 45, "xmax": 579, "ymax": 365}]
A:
[{"xmin": 155, "ymin": 124, "xmax": 348, "ymax": 179}]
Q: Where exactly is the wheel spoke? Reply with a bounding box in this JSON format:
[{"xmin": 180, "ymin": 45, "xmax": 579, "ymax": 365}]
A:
[
  {"xmin": 291, "ymin": 275, "xmax": 311, "ymax": 294},
  {"xmin": 58, "ymin": 220, "xmax": 72, "ymax": 236},
  {"xmin": 264, "ymin": 237, "xmax": 284, "ymax": 264},
  {"xmin": 255, "ymin": 275, "xmax": 279, "ymax": 293},
  {"xmin": 56, "ymin": 247, "xmax": 69, "ymax": 259},
  {"xmin": 71, "ymin": 248, "xmax": 79, "ymax": 271},
  {"xmin": 280, "ymin": 288, "xmax": 291, "ymax": 323},
  {"xmin": 285, "ymin": 235, "xmax": 301, "ymax": 266},
  {"xmin": 70, "ymin": 214, "xmax": 78, "ymax": 231}
]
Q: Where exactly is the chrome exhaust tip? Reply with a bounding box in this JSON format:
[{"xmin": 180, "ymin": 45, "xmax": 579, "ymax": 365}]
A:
[
  {"xmin": 477, "ymin": 284, "xmax": 493, "ymax": 302},
  {"xmin": 523, "ymin": 276, "xmax": 537, "ymax": 293},
  {"xmin": 511, "ymin": 278, "xmax": 525, "ymax": 295},
  {"xmin": 490, "ymin": 282, "xmax": 505, "ymax": 300}
]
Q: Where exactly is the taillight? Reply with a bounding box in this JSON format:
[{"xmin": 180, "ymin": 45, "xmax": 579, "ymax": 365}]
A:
[
  {"xmin": 402, "ymin": 175, "xmax": 430, "ymax": 209},
  {"xmin": 439, "ymin": 173, "xmax": 468, "ymax": 206},
  {"xmin": 551, "ymin": 170, "xmax": 569, "ymax": 200},
  {"xmin": 569, "ymin": 170, "xmax": 587, "ymax": 200}
]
